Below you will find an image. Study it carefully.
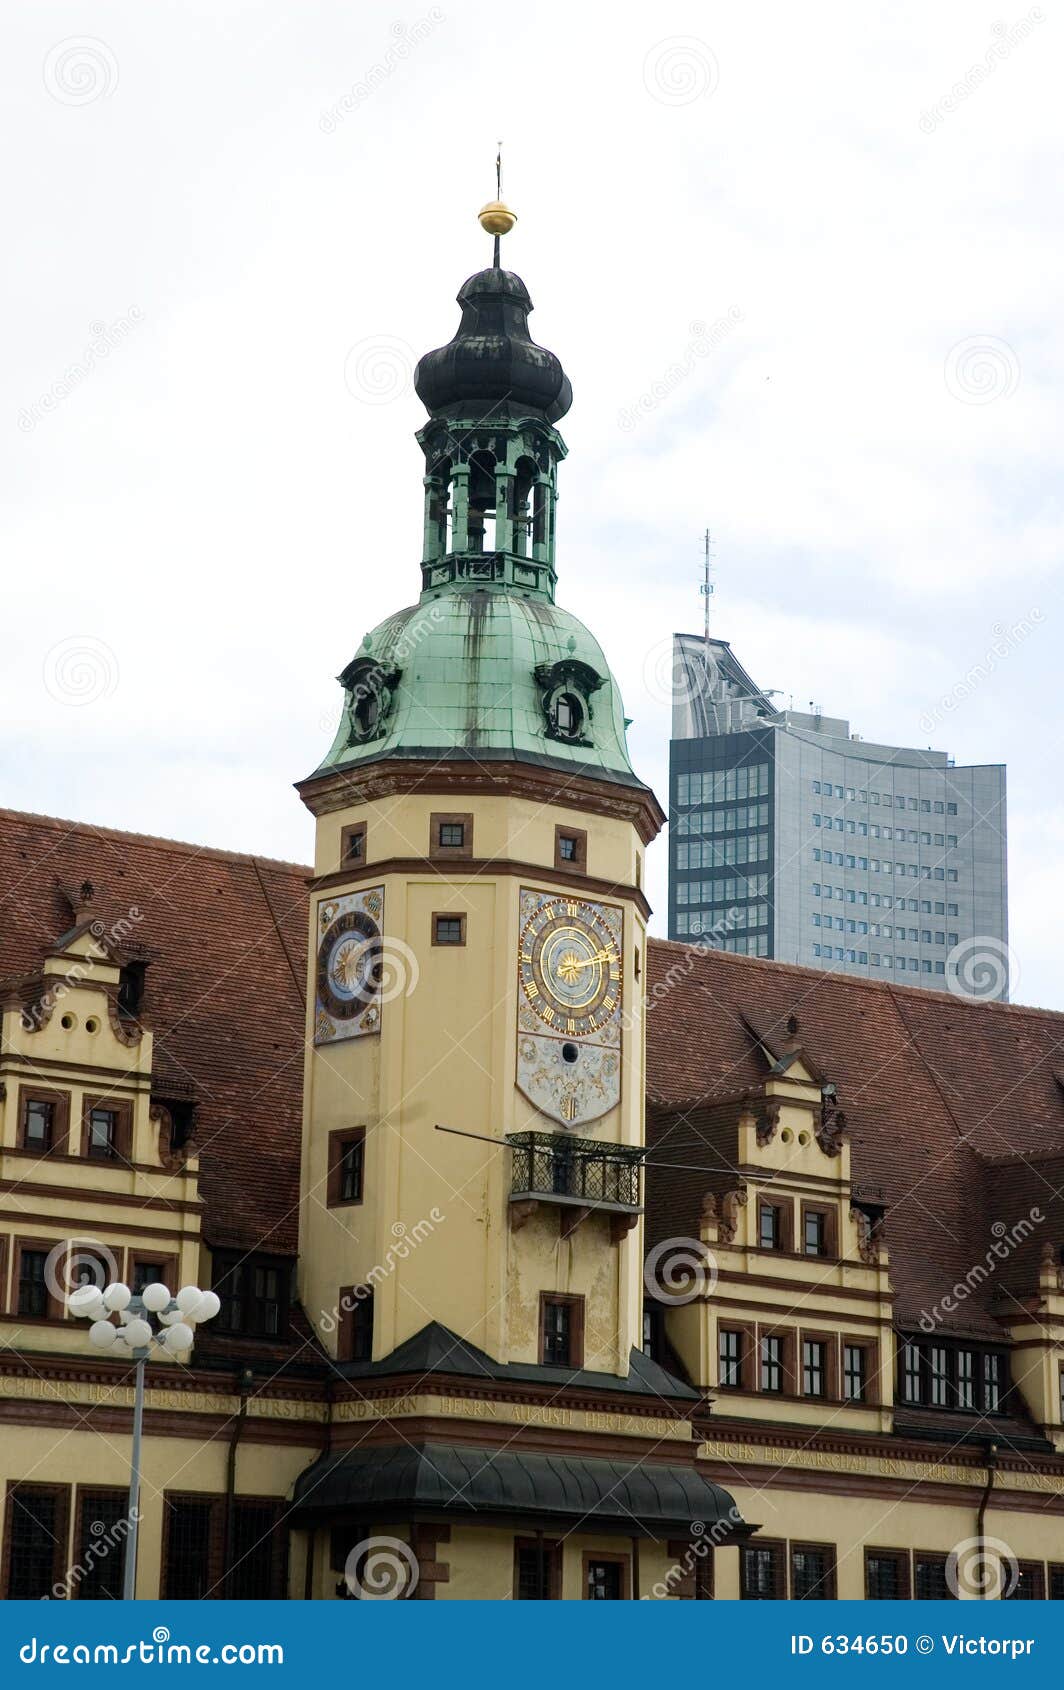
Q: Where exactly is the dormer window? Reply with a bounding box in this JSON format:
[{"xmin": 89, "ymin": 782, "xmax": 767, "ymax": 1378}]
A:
[
  {"xmin": 898, "ymin": 1334, "xmax": 1008, "ymax": 1413},
  {"xmin": 554, "ymin": 692, "xmax": 583, "ymax": 737},
  {"xmin": 339, "ymin": 658, "xmax": 401, "ymax": 748},
  {"xmin": 118, "ymin": 960, "xmax": 146, "ymax": 1019},
  {"xmin": 353, "ymin": 691, "xmax": 380, "ymax": 738},
  {"xmin": 534, "ymin": 658, "xmax": 604, "ymax": 748}
]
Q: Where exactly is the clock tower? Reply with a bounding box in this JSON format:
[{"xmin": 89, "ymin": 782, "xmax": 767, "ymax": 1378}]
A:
[{"xmin": 290, "ymin": 196, "xmax": 745, "ymax": 1598}]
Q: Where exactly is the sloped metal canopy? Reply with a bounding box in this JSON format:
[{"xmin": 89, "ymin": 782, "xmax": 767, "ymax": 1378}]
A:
[{"xmin": 291, "ymin": 1440, "xmax": 748, "ymax": 1538}]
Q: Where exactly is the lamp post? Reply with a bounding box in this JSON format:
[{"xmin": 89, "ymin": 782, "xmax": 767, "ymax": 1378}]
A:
[{"xmin": 68, "ymin": 1279, "xmax": 220, "ymax": 1600}]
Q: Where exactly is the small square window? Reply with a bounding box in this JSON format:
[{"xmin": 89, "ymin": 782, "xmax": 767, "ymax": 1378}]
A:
[
  {"xmin": 340, "ymin": 821, "xmax": 366, "ymax": 865},
  {"xmin": 430, "ymin": 813, "xmax": 473, "ymax": 858},
  {"xmin": 554, "ymin": 825, "xmax": 587, "ymax": 872},
  {"xmin": 432, "ymin": 914, "xmax": 466, "ymax": 947}
]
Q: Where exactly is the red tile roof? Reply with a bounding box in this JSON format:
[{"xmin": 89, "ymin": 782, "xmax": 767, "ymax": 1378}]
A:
[
  {"xmin": 0, "ymin": 808, "xmax": 308, "ymax": 1254},
  {"xmin": 3, "ymin": 807, "xmax": 1062, "ymax": 1334},
  {"xmin": 644, "ymin": 939, "xmax": 1064, "ymax": 1336}
]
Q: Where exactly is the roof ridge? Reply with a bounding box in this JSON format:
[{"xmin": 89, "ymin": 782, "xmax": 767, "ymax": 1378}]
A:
[
  {"xmin": 645, "ymin": 936, "xmax": 1064, "ymax": 1021},
  {"xmin": 885, "ymin": 983, "xmax": 968, "ymax": 1143},
  {"xmin": 0, "ymin": 805, "xmax": 311, "ymax": 877},
  {"xmin": 978, "ymin": 1144, "xmax": 1064, "ymax": 1166}
]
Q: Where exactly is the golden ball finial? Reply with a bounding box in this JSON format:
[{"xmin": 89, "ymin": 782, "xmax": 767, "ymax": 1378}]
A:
[{"xmin": 478, "ymin": 199, "xmax": 517, "ymax": 237}]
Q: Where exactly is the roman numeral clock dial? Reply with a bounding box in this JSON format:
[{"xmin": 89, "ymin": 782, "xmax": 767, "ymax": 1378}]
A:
[{"xmin": 516, "ymin": 889, "xmax": 623, "ymax": 1127}]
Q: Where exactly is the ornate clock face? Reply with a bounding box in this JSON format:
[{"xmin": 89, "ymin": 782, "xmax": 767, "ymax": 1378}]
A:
[
  {"xmin": 516, "ymin": 889, "xmax": 623, "ymax": 1128},
  {"xmin": 519, "ymin": 900, "xmax": 621, "ymax": 1038},
  {"xmin": 314, "ymin": 888, "xmax": 384, "ymax": 1045}
]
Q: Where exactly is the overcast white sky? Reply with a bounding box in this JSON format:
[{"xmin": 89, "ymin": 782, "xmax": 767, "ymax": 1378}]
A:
[{"xmin": 3, "ymin": 2, "xmax": 1061, "ymax": 1006}]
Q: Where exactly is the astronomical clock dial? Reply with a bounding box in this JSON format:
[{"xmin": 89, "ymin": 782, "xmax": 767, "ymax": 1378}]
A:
[
  {"xmin": 314, "ymin": 887, "xmax": 384, "ymax": 1045},
  {"xmin": 516, "ymin": 888, "xmax": 623, "ymax": 1128}
]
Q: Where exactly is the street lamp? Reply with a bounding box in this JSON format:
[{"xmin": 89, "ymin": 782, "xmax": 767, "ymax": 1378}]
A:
[{"xmin": 68, "ymin": 1279, "xmax": 220, "ymax": 1599}]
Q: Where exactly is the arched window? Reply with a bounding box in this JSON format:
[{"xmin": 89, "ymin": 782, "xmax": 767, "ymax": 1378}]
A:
[
  {"xmin": 429, "ymin": 457, "xmax": 451, "ymax": 557},
  {"xmin": 467, "ymin": 450, "xmax": 497, "ymax": 553},
  {"xmin": 513, "ymin": 456, "xmax": 538, "ymax": 557}
]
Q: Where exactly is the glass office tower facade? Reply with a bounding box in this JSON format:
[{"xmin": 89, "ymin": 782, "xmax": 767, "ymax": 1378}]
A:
[{"xmin": 668, "ymin": 635, "xmax": 1009, "ymax": 999}]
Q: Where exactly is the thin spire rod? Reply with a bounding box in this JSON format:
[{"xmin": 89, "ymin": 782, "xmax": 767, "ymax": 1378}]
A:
[
  {"xmin": 701, "ymin": 526, "xmax": 715, "ymax": 648},
  {"xmin": 494, "ymin": 141, "xmax": 503, "ymax": 266}
]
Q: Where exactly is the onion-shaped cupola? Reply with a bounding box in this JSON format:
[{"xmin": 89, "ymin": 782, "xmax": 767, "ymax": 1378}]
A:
[
  {"xmin": 302, "ymin": 191, "xmax": 658, "ymax": 806},
  {"xmin": 412, "ymin": 196, "xmax": 571, "ymax": 604},
  {"xmin": 414, "ymin": 268, "xmax": 572, "ymax": 424}
]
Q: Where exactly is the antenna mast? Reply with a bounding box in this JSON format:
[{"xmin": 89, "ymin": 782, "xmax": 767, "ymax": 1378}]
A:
[{"xmin": 700, "ymin": 527, "xmax": 715, "ymax": 649}]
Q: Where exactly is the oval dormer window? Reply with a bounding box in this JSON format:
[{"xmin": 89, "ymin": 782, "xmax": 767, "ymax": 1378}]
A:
[
  {"xmin": 554, "ymin": 691, "xmax": 584, "ymax": 739},
  {"xmin": 353, "ymin": 690, "xmax": 380, "ymax": 739}
]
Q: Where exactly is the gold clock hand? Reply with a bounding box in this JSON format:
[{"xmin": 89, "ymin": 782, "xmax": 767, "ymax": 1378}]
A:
[{"xmin": 563, "ymin": 949, "xmax": 615, "ymax": 972}]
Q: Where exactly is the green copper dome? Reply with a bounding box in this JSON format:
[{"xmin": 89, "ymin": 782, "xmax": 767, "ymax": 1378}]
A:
[
  {"xmin": 313, "ymin": 588, "xmax": 641, "ymax": 787},
  {"xmin": 306, "ymin": 253, "xmax": 650, "ymax": 795}
]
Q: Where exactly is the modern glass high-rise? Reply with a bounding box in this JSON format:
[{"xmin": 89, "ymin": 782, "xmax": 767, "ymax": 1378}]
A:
[{"xmin": 667, "ymin": 634, "xmax": 1009, "ymax": 999}]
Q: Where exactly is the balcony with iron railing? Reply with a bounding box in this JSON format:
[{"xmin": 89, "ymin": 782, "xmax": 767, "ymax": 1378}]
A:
[{"xmin": 507, "ymin": 1131, "xmax": 643, "ymax": 1215}]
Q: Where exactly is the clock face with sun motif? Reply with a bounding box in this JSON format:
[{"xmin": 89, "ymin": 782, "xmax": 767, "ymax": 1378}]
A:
[
  {"xmin": 314, "ymin": 887, "xmax": 384, "ymax": 1044},
  {"xmin": 516, "ymin": 889, "xmax": 623, "ymax": 1127}
]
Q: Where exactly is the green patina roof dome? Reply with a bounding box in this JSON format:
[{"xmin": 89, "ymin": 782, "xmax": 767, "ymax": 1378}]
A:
[
  {"xmin": 314, "ymin": 587, "xmax": 640, "ymax": 787},
  {"xmin": 306, "ymin": 252, "xmax": 652, "ymax": 799}
]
